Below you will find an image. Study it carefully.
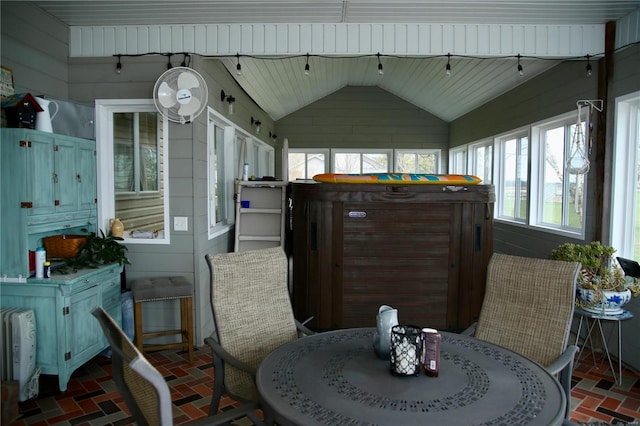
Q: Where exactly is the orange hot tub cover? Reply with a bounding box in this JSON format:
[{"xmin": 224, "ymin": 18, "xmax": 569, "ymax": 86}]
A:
[{"xmin": 312, "ymin": 173, "xmax": 482, "ymax": 185}]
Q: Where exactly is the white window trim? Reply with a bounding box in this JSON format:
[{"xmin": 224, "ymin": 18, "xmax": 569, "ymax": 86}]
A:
[
  {"xmin": 467, "ymin": 138, "xmax": 493, "ymax": 183},
  {"xmin": 393, "ymin": 149, "xmax": 442, "ymax": 173},
  {"xmin": 448, "ymin": 145, "xmax": 468, "ymax": 174},
  {"xmin": 331, "ymin": 148, "xmax": 393, "ymax": 173},
  {"xmin": 611, "ymin": 91, "xmax": 640, "ymax": 258},
  {"xmin": 96, "ymin": 99, "xmax": 170, "ymax": 245},
  {"xmin": 207, "ymin": 108, "xmax": 275, "ymax": 239},
  {"xmin": 493, "ymin": 126, "xmax": 530, "ymax": 226},
  {"xmin": 207, "ymin": 108, "xmax": 235, "ymax": 239},
  {"xmin": 287, "ymin": 148, "xmax": 330, "ymax": 181},
  {"xmin": 530, "ymin": 110, "xmax": 587, "ymax": 238}
]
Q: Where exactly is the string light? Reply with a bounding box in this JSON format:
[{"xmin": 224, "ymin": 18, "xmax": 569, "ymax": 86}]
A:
[
  {"xmin": 181, "ymin": 53, "xmax": 191, "ymax": 67},
  {"xmin": 110, "ymin": 49, "xmax": 629, "ymax": 80},
  {"xmin": 304, "ymin": 53, "xmax": 310, "ymax": 76},
  {"xmin": 445, "ymin": 53, "xmax": 451, "ymax": 76},
  {"xmin": 517, "ymin": 54, "xmax": 524, "ymax": 77},
  {"xmin": 236, "ymin": 53, "xmax": 242, "ymax": 75},
  {"xmin": 251, "ymin": 117, "xmax": 261, "ymax": 134}
]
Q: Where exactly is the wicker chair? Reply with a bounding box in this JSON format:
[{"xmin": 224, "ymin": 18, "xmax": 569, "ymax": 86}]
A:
[
  {"xmin": 91, "ymin": 306, "xmax": 261, "ymax": 426},
  {"xmin": 463, "ymin": 253, "xmax": 581, "ymax": 420},
  {"xmin": 204, "ymin": 247, "xmax": 314, "ymax": 420}
]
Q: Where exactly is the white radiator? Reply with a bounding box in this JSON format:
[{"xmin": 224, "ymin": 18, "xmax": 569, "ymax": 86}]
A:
[{"xmin": 0, "ymin": 308, "xmax": 40, "ymax": 401}]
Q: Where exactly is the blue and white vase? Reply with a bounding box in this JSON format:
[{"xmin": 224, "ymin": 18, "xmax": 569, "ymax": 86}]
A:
[{"xmin": 577, "ymin": 287, "xmax": 631, "ymax": 315}]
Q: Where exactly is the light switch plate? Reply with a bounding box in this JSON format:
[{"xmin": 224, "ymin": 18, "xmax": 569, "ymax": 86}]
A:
[{"xmin": 174, "ymin": 216, "xmax": 188, "ymax": 231}]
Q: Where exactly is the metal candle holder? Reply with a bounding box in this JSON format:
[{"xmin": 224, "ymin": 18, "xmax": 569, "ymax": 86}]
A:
[{"xmin": 390, "ymin": 325, "xmax": 422, "ymax": 376}]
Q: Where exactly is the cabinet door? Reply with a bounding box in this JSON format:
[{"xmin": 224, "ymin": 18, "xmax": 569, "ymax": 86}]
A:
[
  {"xmin": 27, "ymin": 132, "xmax": 57, "ymax": 217},
  {"xmin": 65, "ymin": 285, "xmax": 104, "ymax": 371},
  {"xmin": 76, "ymin": 140, "xmax": 97, "ymax": 212},
  {"xmin": 54, "ymin": 138, "xmax": 77, "ymax": 213}
]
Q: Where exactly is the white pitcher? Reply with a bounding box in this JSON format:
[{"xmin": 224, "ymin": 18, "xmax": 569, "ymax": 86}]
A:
[
  {"xmin": 35, "ymin": 97, "xmax": 59, "ymax": 133},
  {"xmin": 373, "ymin": 304, "xmax": 398, "ymax": 360}
]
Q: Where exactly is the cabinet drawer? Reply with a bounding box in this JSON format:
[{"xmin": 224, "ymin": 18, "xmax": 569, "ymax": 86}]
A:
[{"xmin": 28, "ymin": 209, "xmax": 96, "ymax": 227}]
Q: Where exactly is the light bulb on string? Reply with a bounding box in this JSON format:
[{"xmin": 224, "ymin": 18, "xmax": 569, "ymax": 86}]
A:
[
  {"xmin": 181, "ymin": 53, "xmax": 191, "ymax": 67},
  {"xmin": 586, "ymin": 55, "xmax": 592, "ymax": 77},
  {"xmin": 304, "ymin": 53, "xmax": 310, "ymax": 76},
  {"xmin": 517, "ymin": 54, "xmax": 524, "ymax": 77},
  {"xmin": 377, "ymin": 53, "xmax": 384, "ymax": 75},
  {"xmin": 566, "ymin": 104, "xmax": 590, "ymax": 175},
  {"xmin": 445, "ymin": 53, "xmax": 451, "ymax": 76},
  {"xmin": 166, "ymin": 53, "xmax": 173, "ymax": 70},
  {"xmin": 116, "ymin": 55, "xmax": 122, "ymax": 74},
  {"xmin": 236, "ymin": 53, "xmax": 242, "ymax": 76}
]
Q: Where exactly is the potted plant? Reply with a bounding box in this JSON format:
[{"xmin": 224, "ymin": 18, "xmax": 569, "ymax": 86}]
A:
[
  {"xmin": 62, "ymin": 229, "xmax": 130, "ymax": 271},
  {"xmin": 550, "ymin": 241, "xmax": 640, "ymax": 314}
]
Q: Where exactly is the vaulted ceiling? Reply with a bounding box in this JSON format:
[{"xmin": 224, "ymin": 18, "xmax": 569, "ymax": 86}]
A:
[{"xmin": 28, "ymin": 1, "xmax": 640, "ymax": 121}]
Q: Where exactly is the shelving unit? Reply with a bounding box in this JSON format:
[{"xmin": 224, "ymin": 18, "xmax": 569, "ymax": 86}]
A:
[{"xmin": 234, "ymin": 181, "xmax": 288, "ymax": 252}]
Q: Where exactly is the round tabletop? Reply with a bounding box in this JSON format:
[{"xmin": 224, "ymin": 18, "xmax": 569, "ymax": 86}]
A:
[{"xmin": 256, "ymin": 328, "xmax": 566, "ymax": 426}]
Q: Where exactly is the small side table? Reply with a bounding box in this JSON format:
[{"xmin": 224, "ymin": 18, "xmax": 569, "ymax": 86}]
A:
[{"xmin": 574, "ymin": 306, "xmax": 633, "ymax": 384}]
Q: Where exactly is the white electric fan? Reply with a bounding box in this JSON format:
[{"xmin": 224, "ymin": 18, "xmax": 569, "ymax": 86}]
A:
[{"xmin": 153, "ymin": 67, "xmax": 208, "ymax": 124}]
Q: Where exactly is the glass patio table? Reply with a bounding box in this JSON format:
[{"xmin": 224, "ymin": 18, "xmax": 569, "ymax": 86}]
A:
[{"xmin": 256, "ymin": 328, "xmax": 565, "ymax": 426}]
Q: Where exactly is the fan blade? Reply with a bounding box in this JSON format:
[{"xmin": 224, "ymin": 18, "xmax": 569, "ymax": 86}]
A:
[
  {"xmin": 157, "ymin": 82, "xmax": 177, "ymax": 108},
  {"xmin": 177, "ymin": 71, "xmax": 200, "ymax": 89},
  {"xmin": 178, "ymin": 97, "xmax": 201, "ymax": 118}
]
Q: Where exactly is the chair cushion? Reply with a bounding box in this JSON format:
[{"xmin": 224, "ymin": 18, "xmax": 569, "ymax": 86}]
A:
[{"xmin": 131, "ymin": 276, "xmax": 193, "ymax": 302}]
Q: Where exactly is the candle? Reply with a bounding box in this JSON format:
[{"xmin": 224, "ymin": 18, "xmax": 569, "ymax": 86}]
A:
[{"xmin": 393, "ymin": 339, "xmax": 418, "ymax": 375}]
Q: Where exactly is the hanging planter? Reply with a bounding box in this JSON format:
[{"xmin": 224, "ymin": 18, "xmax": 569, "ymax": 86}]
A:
[
  {"xmin": 566, "ymin": 103, "xmax": 590, "ymax": 175},
  {"xmin": 566, "ymin": 99, "xmax": 603, "ymax": 176}
]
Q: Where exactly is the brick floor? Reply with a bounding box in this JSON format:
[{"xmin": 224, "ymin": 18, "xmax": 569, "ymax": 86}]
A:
[{"xmin": 7, "ymin": 346, "xmax": 640, "ymax": 425}]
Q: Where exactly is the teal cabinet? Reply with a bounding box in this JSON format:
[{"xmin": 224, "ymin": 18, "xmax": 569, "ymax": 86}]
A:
[
  {"xmin": 0, "ymin": 264, "xmax": 123, "ymax": 391},
  {"xmin": 0, "ymin": 129, "xmax": 97, "ymax": 279}
]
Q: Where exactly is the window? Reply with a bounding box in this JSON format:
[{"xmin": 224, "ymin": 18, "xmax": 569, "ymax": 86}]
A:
[
  {"xmin": 113, "ymin": 112, "xmax": 159, "ymax": 194},
  {"xmin": 96, "ymin": 99, "xmax": 170, "ymax": 244},
  {"xmin": 208, "ymin": 118, "xmax": 228, "ymax": 235},
  {"xmin": 449, "ymin": 146, "xmax": 467, "ymax": 174},
  {"xmin": 530, "ymin": 111, "xmax": 587, "ymax": 236},
  {"xmin": 332, "ymin": 150, "xmax": 392, "ymax": 173},
  {"xmin": 288, "ymin": 149, "xmax": 329, "ymax": 181},
  {"xmin": 611, "ymin": 91, "xmax": 640, "ymax": 260},
  {"xmin": 468, "ymin": 140, "xmax": 493, "ymax": 184},
  {"xmin": 495, "ymin": 130, "xmax": 529, "ymax": 223},
  {"xmin": 395, "ymin": 150, "xmax": 441, "ymax": 173},
  {"xmin": 245, "ymin": 138, "xmax": 275, "ymax": 178}
]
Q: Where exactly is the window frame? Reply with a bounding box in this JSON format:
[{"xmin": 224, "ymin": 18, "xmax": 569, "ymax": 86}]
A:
[
  {"xmin": 529, "ymin": 110, "xmax": 588, "ymax": 238},
  {"xmin": 207, "ymin": 109, "xmax": 275, "ymax": 239},
  {"xmin": 96, "ymin": 99, "xmax": 170, "ymax": 245},
  {"xmin": 611, "ymin": 90, "xmax": 640, "ymax": 259},
  {"xmin": 287, "ymin": 148, "xmax": 330, "ymax": 181},
  {"xmin": 331, "ymin": 149, "xmax": 393, "ymax": 174},
  {"xmin": 448, "ymin": 146, "xmax": 468, "ymax": 174},
  {"xmin": 467, "ymin": 139, "xmax": 493, "ymax": 184},
  {"xmin": 494, "ymin": 127, "xmax": 530, "ymax": 225},
  {"xmin": 207, "ymin": 109, "xmax": 236, "ymax": 239},
  {"xmin": 394, "ymin": 149, "xmax": 442, "ymax": 173}
]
